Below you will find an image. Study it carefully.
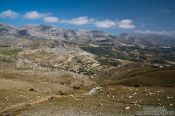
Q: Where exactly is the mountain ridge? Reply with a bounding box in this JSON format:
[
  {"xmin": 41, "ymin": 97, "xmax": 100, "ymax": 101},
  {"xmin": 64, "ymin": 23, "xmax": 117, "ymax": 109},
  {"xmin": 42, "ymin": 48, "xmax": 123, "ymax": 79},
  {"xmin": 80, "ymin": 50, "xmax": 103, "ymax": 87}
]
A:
[{"xmin": 1, "ymin": 23, "xmax": 175, "ymax": 47}]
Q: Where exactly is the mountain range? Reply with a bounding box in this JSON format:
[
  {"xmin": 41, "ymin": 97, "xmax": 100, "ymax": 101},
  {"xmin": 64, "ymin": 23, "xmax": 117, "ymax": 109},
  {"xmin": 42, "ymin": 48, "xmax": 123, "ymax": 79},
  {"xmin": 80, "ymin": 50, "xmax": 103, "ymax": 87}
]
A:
[{"xmin": 1, "ymin": 23, "xmax": 175, "ymax": 47}]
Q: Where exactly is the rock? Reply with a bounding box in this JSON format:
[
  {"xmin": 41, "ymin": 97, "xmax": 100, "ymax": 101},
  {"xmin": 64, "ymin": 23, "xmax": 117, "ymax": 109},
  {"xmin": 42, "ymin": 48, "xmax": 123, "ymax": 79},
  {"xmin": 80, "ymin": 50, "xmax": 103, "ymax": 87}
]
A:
[
  {"xmin": 85, "ymin": 86, "xmax": 103, "ymax": 96},
  {"xmin": 128, "ymin": 96, "xmax": 133, "ymax": 99},
  {"xmin": 124, "ymin": 107, "xmax": 130, "ymax": 110}
]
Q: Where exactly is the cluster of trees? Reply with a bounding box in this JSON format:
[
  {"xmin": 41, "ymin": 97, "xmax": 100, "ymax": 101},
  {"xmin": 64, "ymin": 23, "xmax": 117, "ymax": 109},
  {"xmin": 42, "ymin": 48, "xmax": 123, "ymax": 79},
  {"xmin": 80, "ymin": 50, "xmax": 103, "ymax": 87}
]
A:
[{"xmin": 81, "ymin": 47, "xmax": 128, "ymax": 60}]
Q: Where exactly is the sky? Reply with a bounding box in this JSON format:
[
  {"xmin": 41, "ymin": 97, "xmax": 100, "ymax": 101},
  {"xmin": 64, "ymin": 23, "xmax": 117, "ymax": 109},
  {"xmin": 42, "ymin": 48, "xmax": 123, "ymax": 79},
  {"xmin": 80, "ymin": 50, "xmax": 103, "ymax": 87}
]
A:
[{"xmin": 0, "ymin": 0, "xmax": 175, "ymax": 35}]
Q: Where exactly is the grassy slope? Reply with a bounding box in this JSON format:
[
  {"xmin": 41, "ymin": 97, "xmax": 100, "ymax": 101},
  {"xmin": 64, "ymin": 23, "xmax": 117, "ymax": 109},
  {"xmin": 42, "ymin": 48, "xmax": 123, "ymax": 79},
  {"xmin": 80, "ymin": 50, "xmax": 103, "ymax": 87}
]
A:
[
  {"xmin": 110, "ymin": 70, "xmax": 175, "ymax": 87},
  {"xmin": 0, "ymin": 48, "xmax": 21, "ymax": 56},
  {"xmin": 95, "ymin": 65, "xmax": 175, "ymax": 87}
]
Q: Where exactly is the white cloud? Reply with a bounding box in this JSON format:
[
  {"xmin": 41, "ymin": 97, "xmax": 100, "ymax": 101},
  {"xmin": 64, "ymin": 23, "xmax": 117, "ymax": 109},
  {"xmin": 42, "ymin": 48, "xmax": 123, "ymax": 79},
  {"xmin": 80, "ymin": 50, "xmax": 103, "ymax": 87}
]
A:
[
  {"xmin": 0, "ymin": 10, "xmax": 136, "ymax": 30},
  {"xmin": 94, "ymin": 20, "xmax": 116, "ymax": 28},
  {"xmin": 118, "ymin": 19, "xmax": 135, "ymax": 29},
  {"xmin": 23, "ymin": 11, "xmax": 49, "ymax": 19},
  {"xmin": 61, "ymin": 16, "xmax": 94, "ymax": 25},
  {"xmin": 0, "ymin": 10, "xmax": 19, "ymax": 19},
  {"xmin": 61, "ymin": 17, "xmax": 135, "ymax": 29},
  {"xmin": 44, "ymin": 16, "xmax": 59, "ymax": 23},
  {"xmin": 135, "ymin": 30, "xmax": 175, "ymax": 35}
]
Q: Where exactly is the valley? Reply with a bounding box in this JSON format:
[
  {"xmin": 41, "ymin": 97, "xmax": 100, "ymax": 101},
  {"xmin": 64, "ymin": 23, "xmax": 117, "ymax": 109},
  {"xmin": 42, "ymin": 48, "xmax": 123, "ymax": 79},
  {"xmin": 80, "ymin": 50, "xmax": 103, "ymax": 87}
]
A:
[{"xmin": 0, "ymin": 23, "xmax": 175, "ymax": 116}]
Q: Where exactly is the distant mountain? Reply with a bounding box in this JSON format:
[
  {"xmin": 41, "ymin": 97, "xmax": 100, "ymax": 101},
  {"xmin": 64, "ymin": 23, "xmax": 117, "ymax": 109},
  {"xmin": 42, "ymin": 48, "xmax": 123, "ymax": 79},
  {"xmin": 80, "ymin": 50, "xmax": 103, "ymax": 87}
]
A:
[
  {"xmin": 0, "ymin": 23, "xmax": 111, "ymax": 41},
  {"xmin": 119, "ymin": 33, "xmax": 175, "ymax": 47},
  {"xmin": 0, "ymin": 23, "xmax": 18, "ymax": 36},
  {"xmin": 1, "ymin": 23, "xmax": 175, "ymax": 47}
]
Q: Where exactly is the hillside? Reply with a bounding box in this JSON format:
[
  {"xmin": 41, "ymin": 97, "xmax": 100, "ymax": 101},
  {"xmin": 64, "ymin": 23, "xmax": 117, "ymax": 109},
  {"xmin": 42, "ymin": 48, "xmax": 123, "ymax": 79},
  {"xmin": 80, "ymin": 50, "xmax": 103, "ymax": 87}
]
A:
[
  {"xmin": 0, "ymin": 23, "xmax": 175, "ymax": 115},
  {"xmin": 97, "ymin": 66, "xmax": 175, "ymax": 87}
]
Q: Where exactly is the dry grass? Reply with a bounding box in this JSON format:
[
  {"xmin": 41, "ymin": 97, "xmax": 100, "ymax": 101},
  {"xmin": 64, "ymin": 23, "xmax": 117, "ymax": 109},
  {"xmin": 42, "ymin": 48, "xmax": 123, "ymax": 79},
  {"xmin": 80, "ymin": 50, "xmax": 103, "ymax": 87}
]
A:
[
  {"xmin": 16, "ymin": 85, "xmax": 175, "ymax": 116},
  {"xmin": 109, "ymin": 70, "xmax": 175, "ymax": 87}
]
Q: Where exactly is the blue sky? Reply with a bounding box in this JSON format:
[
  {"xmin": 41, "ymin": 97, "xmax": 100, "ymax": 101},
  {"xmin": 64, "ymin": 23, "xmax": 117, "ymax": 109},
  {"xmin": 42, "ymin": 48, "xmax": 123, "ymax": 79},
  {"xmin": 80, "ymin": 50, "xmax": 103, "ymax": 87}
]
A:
[{"xmin": 0, "ymin": 0, "xmax": 175, "ymax": 35}]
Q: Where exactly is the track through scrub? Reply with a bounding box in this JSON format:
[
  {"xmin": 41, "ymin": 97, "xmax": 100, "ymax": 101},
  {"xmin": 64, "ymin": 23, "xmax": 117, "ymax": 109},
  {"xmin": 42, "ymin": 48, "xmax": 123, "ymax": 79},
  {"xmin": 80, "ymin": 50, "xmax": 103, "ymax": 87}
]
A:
[{"xmin": 0, "ymin": 95, "xmax": 61, "ymax": 114}]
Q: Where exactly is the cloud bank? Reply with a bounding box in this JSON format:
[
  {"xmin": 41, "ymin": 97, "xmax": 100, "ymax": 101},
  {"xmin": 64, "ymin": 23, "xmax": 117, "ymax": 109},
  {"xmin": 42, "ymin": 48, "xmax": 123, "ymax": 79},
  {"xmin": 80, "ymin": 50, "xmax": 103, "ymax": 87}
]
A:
[{"xmin": 135, "ymin": 30, "xmax": 175, "ymax": 36}]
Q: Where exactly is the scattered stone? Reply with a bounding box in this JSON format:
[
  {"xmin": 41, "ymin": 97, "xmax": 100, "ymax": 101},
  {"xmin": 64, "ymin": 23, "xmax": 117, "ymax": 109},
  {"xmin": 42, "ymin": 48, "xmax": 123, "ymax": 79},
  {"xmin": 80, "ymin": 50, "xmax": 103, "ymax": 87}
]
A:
[
  {"xmin": 85, "ymin": 86, "xmax": 102, "ymax": 96},
  {"xmin": 37, "ymin": 96, "xmax": 40, "ymax": 98},
  {"xmin": 137, "ymin": 104, "xmax": 141, "ymax": 107},
  {"xmin": 107, "ymin": 94, "xmax": 110, "ymax": 98},
  {"xmin": 124, "ymin": 107, "xmax": 130, "ymax": 110},
  {"xmin": 128, "ymin": 96, "xmax": 133, "ymax": 99},
  {"xmin": 20, "ymin": 94, "xmax": 23, "ymax": 97}
]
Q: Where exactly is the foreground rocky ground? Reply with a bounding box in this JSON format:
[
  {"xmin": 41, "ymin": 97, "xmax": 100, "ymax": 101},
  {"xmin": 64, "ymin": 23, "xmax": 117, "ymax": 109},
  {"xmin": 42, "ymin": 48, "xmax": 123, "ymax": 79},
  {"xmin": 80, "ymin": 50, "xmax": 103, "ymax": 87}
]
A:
[{"xmin": 0, "ymin": 58, "xmax": 175, "ymax": 116}]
